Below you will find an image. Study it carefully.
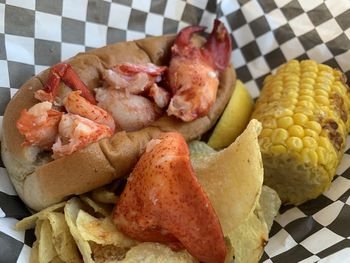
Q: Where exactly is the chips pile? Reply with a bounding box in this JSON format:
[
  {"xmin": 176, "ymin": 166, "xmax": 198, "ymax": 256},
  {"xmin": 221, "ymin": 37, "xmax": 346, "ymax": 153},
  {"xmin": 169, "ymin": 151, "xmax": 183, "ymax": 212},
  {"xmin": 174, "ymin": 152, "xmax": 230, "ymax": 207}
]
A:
[{"xmin": 16, "ymin": 120, "xmax": 281, "ymax": 263}]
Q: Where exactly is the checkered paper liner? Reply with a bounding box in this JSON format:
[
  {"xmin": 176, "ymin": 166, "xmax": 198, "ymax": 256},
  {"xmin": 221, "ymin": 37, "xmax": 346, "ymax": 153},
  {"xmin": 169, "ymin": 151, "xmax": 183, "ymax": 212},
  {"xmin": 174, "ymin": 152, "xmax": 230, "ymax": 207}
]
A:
[{"xmin": 1, "ymin": 0, "xmax": 350, "ymax": 262}]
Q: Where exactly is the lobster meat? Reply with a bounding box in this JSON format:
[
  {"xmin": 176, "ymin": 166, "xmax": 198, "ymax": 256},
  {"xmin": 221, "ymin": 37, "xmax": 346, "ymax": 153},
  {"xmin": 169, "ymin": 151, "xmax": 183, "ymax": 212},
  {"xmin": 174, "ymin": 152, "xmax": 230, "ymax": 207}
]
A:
[
  {"xmin": 167, "ymin": 19, "xmax": 232, "ymax": 122},
  {"xmin": 113, "ymin": 132, "xmax": 227, "ymax": 263}
]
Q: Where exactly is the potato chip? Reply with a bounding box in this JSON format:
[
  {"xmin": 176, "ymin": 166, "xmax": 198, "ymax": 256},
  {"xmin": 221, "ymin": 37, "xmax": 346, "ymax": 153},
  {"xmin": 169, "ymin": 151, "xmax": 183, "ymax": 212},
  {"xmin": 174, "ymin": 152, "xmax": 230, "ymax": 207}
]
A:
[
  {"xmin": 64, "ymin": 197, "xmax": 94, "ymax": 263},
  {"xmin": 259, "ymin": 186, "xmax": 281, "ymax": 232},
  {"xmin": 112, "ymin": 242, "xmax": 197, "ymax": 263},
  {"xmin": 31, "ymin": 220, "xmax": 44, "ymax": 262},
  {"xmin": 224, "ymin": 237, "xmax": 234, "ymax": 263},
  {"xmin": 76, "ymin": 209, "xmax": 136, "ymax": 247},
  {"xmin": 227, "ymin": 186, "xmax": 281, "ymax": 263},
  {"xmin": 188, "ymin": 141, "xmax": 216, "ymax": 157},
  {"xmin": 38, "ymin": 219, "xmax": 58, "ymax": 263},
  {"xmin": 190, "ymin": 119, "xmax": 264, "ymax": 235},
  {"xmin": 30, "ymin": 241, "xmax": 39, "ymax": 263},
  {"xmin": 227, "ymin": 203, "xmax": 268, "ymax": 263},
  {"xmin": 91, "ymin": 187, "xmax": 118, "ymax": 204},
  {"xmin": 90, "ymin": 242, "xmax": 129, "ymax": 263},
  {"xmin": 80, "ymin": 195, "xmax": 113, "ymax": 217},
  {"xmin": 34, "ymin": 219, "xmax": 43, "ymax": 240},
  {"xmin": 47, "ymin": 212, "xmax": 83, "ymax": 263},
  {"xmin": 49, "ymin": 256, "xmax": 65, "ymax": 263},
  {"xmin": 15, "ymin": 201, "xmax": 66, "ymax": 231}
]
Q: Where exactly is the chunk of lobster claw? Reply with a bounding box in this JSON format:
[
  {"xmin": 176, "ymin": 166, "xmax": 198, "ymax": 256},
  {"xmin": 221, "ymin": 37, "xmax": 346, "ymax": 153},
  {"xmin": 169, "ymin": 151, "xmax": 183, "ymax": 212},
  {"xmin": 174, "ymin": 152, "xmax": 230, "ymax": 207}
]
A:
[
  {"xmin": 39, "ymin": 63, "xmax": 96, "ymax": 105},
  {"xmin": 113, "ymin": 132, "xmax": 227, "ymax": 263},
  {"xmin": 167, "ymin": 19, "xmax": 232, "ymax": 122}
]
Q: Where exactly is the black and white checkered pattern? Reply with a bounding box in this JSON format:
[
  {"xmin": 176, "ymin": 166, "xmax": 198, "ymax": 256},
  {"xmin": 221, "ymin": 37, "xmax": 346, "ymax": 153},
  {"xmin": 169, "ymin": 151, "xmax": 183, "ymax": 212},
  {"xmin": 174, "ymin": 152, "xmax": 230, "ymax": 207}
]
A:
[
  {"xmin": 1, "ymin": 0, "xmax": 350, "ymax": 262},
  {"xmin": 219, "ymin": 0, "xmax": 350, "ymax": 100}
]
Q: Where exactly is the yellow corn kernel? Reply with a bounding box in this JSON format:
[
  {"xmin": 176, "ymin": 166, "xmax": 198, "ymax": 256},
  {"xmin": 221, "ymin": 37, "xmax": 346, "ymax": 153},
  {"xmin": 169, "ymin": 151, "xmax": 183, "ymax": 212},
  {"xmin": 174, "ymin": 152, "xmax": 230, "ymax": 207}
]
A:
[
  {"xmin": 259, "ymin": 137, "xmax": 272, "ymax": 151},
  {"xmin": 302, "ymin": 64, "xmax": 318, "ymax": 71},
  {"xmin": 333, "ymin": 70, "xmax": 343, "ymax": 79},
  {"xmin": 299, "ymin": 95, "xmax": 315, "ymax": 102},
  {"xmin": 280, "ymin": 97, "xmax": 298, "ymax": 104},
  {"xmin": 277, "ymin": 116, "xmax": 293, "ymax": 129},
  {"xmin": 301, "ymin": 59, "xmax": 318, "ymax": 68},
  {"xmin": 271, "ymin": 128, "xmax": 289, "ymax": 144},
  {"xmin": 315, "ymin": 82, "xmax": 331, "ymax": 92},
  {"xmin": 299, "ymin": 89, "xmax": 314, "ymax": 96},
  {"xmin": 280, "ymin": 102, "xmax": 296, "ymax": 111},
  {"xmin": 303, "ymin": 136, "xmax": 317, "ymax": 148},
  {"xmin": 320, "ymin": 69, "xmax": 334, "ymax": 78},
  {"xmin": 285, "ymin": 84, "xmax": 299, "ymax": 93},
  {"xmin": 268, "ymin": 101, "xmax": 281, "ymax": 107},
  {"xmin": 317, "ymin": 76, "xmax": 333, "ymax": 87},
  {"xmin": 271, "ymin": 93, "xmax": 281, "ymax": 100},
  {"xmin": 286, "ymin": 137, "xmax": 303, "ymax": 151},
  {"xmin": 301, "ymin": 148, "xmax": 318, "ymax": 165},
  {"xmin": 263, "ymin": 75, "xmax": 272, "ymax": 84},
  {"xmin": 304, "ymin": 129, "xmax": 319, "ymax": 139},
  {"xmin": 271, "ymin": 80, "xmax": 283, "ymax": 87},
  {"xmin": 293, "ymin": 113, "xmax": 308, "ymax": 126},
  {"xmin": 332, "ymin": 83, "xmax": 346, "ymax": 95},
  {"xmin": 285, "ymin": 90, "xmax": 299, "ymax": 99},
  {"xmin": 285, "ymin": 60, "xmax": 299, "ymax": 70},
  {"xmin": 274, "ymin": 108, "xmax": 294, "ymax": 118},
  {"xmin": 303, "ymin": 78, "xmax": 316, "ymax": 86},
  {"xmin": 321, "ymin": 76, "xmax": 335, "ymax": 85},
  {"xmin": 300, "ymin": 83, "xmax": 314, "ymax": 90},
  {"xmin": 263, "ymin": 118, "xmax": 277, "ymax": 129},
  {"xmin": 302, "ymin": 72, "xmax": 317, "ymax": 79},
  {"xmin": 271, "ymin": 145, "xmax": 287, "ymax": 154},
  {"xmin": 294, "ymin": 107, "xmax": 313, "ymax": 116},
  {"xmin": 288, "ymin": 125, "xmax": 305, "ymax": 137},
  {"xmin": 316, "ymin": 147, "xmax": 327, "ymax": 165},
  {"xmin": 315, "ymin": 89, "xmax": 328, "ymax": 97},
  {"xmin": 296, "ymin": 100, "xmax": 314, "ymax": 110},
  {"xmin": 305, "ymin": 121, "xmax": 322, "ymax": 134},
  {"xmin": 285, "ymin": 80, "xmax": 299, "ymax": 87},
  {"xmin": 319, "ymin": 136, "xmax": 333, "ymax": 150},
  {"xmin": 260, "ymin": 128, "xmax": 273, "ymax": 138},
  {"xmin": 315, "ymin": 95, "xmax": 329, "ymax": 105},
  {"xmin": 284, "ymin": 74, "xmax": 300, "ymax": 82},
  {"xmin": 320, "ymin": 129, "xmax": 328, "ymax": 138},
  {"xmin": 318, "ymin": 64, "xmax": 332, "ymax": 72}
]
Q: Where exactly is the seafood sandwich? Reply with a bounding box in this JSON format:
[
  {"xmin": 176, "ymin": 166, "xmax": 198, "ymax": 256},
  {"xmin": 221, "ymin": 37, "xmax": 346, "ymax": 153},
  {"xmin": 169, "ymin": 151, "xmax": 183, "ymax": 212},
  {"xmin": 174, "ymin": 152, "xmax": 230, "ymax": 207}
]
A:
[{"xmin": 1, "ymin": 20, "xmax": 235, "ymax": 211}]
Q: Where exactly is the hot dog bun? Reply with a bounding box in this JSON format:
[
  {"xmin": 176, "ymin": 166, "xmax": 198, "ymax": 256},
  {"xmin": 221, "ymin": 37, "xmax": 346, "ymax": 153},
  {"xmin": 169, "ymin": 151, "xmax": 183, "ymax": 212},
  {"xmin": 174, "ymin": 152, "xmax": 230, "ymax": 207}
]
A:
[{"xmin": 1, "ymin": 35, "xmax": 236, "ymax": 211}]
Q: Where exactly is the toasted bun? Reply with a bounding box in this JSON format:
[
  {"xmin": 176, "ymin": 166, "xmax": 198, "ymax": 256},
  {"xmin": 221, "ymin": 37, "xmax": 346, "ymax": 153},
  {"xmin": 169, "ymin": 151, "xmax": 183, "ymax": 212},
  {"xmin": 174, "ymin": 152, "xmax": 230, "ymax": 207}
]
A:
[{"xmin": 1, "ymin": 35, "xmax": 236, "ymax": 211}]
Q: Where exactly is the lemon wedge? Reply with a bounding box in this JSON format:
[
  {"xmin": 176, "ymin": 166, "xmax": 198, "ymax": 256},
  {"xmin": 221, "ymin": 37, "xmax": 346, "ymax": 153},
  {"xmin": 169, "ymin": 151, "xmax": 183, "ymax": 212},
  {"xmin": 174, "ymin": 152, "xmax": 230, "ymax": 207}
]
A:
[{"xmin": 208, "ymin": 80, "xmax": 254, "ymax": 149}]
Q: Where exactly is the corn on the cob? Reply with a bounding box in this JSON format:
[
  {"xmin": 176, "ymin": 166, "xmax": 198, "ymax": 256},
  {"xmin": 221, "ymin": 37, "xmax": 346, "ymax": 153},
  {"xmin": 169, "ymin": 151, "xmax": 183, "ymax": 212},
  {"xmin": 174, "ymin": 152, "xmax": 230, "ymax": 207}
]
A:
[{"xmin": 251, "ymin": 60, "xmax": 350, "ymax": 205}]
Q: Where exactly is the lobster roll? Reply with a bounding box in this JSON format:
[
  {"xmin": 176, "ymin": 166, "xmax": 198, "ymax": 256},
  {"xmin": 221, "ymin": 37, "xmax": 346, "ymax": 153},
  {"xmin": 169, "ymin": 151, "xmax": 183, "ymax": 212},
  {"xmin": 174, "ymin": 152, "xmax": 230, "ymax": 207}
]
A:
[{"xmin": 1, "ymin": 20, "xmax": 236, "ymax": 211}]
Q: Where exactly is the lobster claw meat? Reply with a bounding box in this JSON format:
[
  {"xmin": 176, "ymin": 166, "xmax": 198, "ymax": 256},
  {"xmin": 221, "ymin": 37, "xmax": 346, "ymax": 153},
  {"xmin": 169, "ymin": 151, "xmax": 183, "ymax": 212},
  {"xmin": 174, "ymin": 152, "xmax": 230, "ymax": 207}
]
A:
[
  {"xmin": 167, "ymin": 19, "xmax": 232, "ymax": 122},
  {"xmin": 113, "ymin": 132, "xmax": 227, "ymax": 263},
  {"xmin": 43, "ymin": 63, "xmax": 97, "ymax": 105},
  {"xmin": 172, "ymin": 19, "xmax": 231, "ymax": 71},
  {"xmin": 202, "ymin": 19, "xmax": 232, "ymax": 71}
]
